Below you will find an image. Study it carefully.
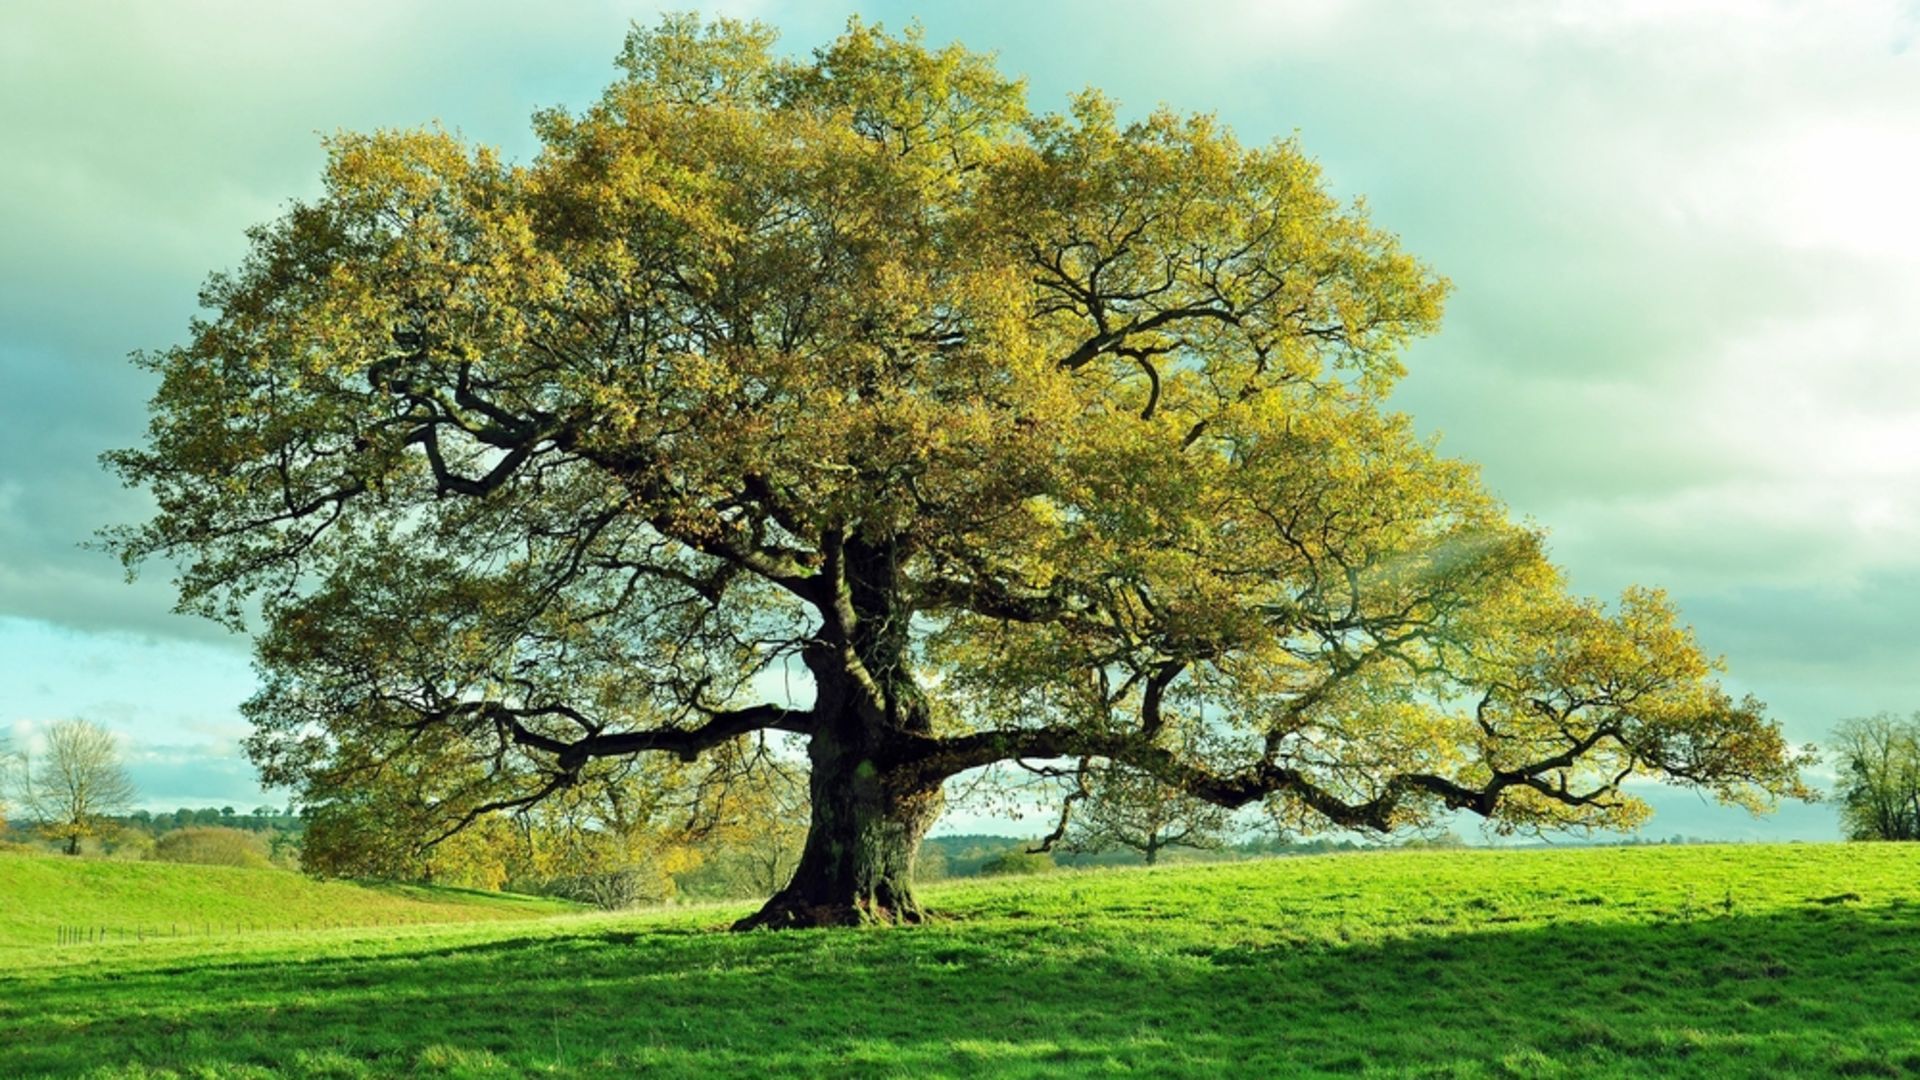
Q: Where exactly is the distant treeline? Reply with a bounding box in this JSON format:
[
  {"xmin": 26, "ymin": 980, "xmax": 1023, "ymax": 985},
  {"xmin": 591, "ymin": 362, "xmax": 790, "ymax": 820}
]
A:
[
  {"xmin": 1, "ymin": 808, "xmax": 304, "ymax": 866},
  {"xmin": 116, "ymin": 807, "xmax": 303, "ymax": 834},
  {"xmin": 918, "ymin": 833, "xmax": 1426, "ymax": 878},
  {"xmin": 3, "ymin": 808, "xmax": 307, "ymax": 838},
  {"xmin": 917, "ymin": 831, "xmax": 1742, "ymax": 878}
]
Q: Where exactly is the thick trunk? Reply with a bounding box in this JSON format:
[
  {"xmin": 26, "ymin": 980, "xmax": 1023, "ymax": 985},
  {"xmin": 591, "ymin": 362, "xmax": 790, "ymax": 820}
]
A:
[
  {"xmin": 733, "ymin": 532, "xmax": 946, "ymax": 931},
  {"xmin": 733, "ymin": 727, "xmax": 942, "ymax": 930}
]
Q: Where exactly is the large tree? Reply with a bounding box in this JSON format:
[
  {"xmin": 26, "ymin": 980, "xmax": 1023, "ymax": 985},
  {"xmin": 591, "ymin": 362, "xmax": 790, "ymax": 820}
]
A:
[{"xmin": 107, "ymin": 16, "xmax": 1811, "ymax": 928}]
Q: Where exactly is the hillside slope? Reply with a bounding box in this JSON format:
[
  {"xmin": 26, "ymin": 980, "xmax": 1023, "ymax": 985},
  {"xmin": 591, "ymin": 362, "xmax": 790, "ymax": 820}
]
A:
[
  {"xmin": 0, "ymin": 849, "xmax": 575, "ymax": 948},
  {"xmin": 3, "ymin": 843, "xmax": 1918, "ymax": 1077}
]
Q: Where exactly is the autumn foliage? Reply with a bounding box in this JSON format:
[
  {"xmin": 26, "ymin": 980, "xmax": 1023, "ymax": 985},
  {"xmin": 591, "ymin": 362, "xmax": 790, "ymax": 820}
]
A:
[{"xmin": 107, "ymin": 16, "xmax": 1812, "ymax": 927}]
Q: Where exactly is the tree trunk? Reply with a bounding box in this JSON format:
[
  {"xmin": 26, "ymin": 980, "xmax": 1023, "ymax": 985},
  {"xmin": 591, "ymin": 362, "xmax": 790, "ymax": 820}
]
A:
[
  {"xmin": 733, "ymin": 533, "xmax": 946, "ymax": 931},
  {"xmin": 733, "ymin": 727, "xmax": 941, "ymax": 930}
]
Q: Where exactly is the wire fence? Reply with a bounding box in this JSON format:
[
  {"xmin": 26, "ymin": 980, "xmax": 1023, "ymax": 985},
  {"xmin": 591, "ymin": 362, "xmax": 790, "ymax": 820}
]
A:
[{"xmin": 49, "ymin": 915, "xmax": 445, "ymax": 947}]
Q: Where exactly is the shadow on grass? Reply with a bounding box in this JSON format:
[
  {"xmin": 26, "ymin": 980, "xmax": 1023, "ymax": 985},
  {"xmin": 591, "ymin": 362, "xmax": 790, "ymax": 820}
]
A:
[
  {"xmin": 4, "ymin": 901, "xmax": 1919, "ymax": 1078},
  {"xmin": 352, "ymin": 879, "xmax": 575, "ymax": 908}
]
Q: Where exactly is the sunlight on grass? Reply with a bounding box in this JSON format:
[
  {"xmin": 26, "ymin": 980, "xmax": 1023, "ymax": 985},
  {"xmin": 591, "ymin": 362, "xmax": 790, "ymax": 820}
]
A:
[{"xmin": 3, "ymin": 844, "xmax": 1918, "ymax": 1077}]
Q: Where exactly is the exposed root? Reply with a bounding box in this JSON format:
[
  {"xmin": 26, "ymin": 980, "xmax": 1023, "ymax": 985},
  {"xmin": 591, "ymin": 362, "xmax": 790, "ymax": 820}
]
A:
[{"xmin": 731, "ymin": 892, "xmax": 932, "ymax": 931}]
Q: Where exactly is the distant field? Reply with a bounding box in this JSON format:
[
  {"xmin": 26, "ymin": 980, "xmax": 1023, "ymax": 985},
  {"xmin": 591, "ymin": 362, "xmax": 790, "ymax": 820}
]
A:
[
  {"xmin": 3, "ymin": 843, "xmax": 1918, "ymax": 1077},
  {"xmin": 0, "ymin": 850, "xmax": 576, "ymax": 949}
]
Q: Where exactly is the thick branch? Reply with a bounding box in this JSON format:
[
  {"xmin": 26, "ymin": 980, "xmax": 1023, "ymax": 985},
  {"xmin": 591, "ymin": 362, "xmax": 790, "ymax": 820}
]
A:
[
  {"xmin": 466, "ymin": 701, "xmax": 814, "ymax": 771},
  {"xmin": 907, "ymin": 718, "xmax": 1634, "ymax": 833}
]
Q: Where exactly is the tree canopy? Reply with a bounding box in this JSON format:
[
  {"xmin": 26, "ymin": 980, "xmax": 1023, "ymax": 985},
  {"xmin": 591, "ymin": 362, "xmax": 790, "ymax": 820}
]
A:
[{"xmin": 107, "ymin": 15, "xmax": 1812, "ymax": 928}]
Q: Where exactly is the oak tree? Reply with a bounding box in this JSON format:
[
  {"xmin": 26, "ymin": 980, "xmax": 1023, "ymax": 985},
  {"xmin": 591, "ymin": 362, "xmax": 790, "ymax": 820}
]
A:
[{"xmin": 107, "ymin": 16, "xmax": 1812, "ymax": 928}]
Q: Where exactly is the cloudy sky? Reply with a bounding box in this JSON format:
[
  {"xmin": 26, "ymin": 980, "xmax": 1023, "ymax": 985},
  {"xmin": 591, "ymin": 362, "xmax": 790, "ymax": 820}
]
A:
[{"xmin": 3, "ymin": 0, "xmax": 1914, "ymax": 837}]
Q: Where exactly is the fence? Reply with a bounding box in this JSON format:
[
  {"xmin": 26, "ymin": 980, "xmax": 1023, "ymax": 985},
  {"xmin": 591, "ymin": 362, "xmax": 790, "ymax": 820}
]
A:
[{"xmin": 49, "ymin": 915, "xmax": 440, "ymax": 947}]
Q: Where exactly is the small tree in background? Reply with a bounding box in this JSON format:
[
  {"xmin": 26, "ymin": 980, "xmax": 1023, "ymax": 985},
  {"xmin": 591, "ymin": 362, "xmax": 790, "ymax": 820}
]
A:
[
  {"xmin": 22, "ymin": 719, "xmax": 138, "ymax": 855},
  {"xmin": 1061, "ymin": 763, "xmax": 1232, "ymax": 866},
  {"xmin": 1832, "ymin": 713, "xmax": 1920, "ymax": 841},
  {"xmin": 684, "ymin": 765, "xmax": 811, "ymax": 899},
  {"xmin": 0, "ymin": 730, "xmax": 17, "ymax": 830}
]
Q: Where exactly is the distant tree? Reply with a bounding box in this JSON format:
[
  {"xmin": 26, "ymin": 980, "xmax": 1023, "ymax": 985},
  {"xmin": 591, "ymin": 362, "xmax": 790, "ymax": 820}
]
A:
[
  {"xmin": 152, "ymin": 825, "xmax": 273, "ymax": 868},
  {"xmin": 21, "ymin": 720, "xmax": 138, "ymax": 855},
  {"xmin": 688, "ymin": 765, "xmax": 811, "ymax": 898},
  {"xmin": 106, "ymin": 14, "xmax": 1815, "ymax": 928},
  {"xmin": 1052, "ymin": 761, "xmax": 1231, "ymax": 866},
  {"xmin": 0, "ymin": 730, "xmax": 17, "ymax": 828},
  {"xmin": 1832, "ymin": 713, "xmax": 1920, "ymax": 841},
  {"xmin": 1398, "ymin": 830, "xmax": 1468, "ymax": 850},
  {"xmin": 298, "ymin": 778, "xmax": 492, "ymax": 884},
  {"xmin": 914, "ymin": 843, "xmax": 949, "ymax": 882},
  {"xmin": 510, "ymin": 783, "xmax": 702, "ymax": 904}
]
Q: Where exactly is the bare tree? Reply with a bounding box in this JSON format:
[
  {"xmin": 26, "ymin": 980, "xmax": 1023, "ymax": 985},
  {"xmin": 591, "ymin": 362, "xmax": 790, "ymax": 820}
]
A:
[
  {"xmin": 0, "ymin": 730, "xmax": 16, "ymax": 829},
  {"xmin": 22, "ymin": 720, "xmax": 138, "ymax": 855},
  {"xmin": 1832, "ymin": 713, "xmax": 1920, "ymax": 841},
  {"xmin": 1044, "ymin": 760, "xmax": 1232, "ymax": 866}
]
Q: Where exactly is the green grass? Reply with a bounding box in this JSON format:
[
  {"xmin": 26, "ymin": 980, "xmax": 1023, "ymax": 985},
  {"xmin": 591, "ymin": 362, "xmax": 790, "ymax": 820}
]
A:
[
  {"xmin": 3, "ymin": 843, "xmax": 1919, "ymax": 1077},
  {"xmin": 0, "ymin": 849, "xmax": 576, "ymax": 949}
]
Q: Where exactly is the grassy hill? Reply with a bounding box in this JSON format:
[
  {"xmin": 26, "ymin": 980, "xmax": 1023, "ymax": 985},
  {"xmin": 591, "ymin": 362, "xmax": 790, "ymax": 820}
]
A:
[
  {"xmin": 3, "ymin": 843, "xmax": 1918, "ymax": 1077},
  {"xmin": 0, "ymin": 848, "xmax": 575, "ymax": 949}
]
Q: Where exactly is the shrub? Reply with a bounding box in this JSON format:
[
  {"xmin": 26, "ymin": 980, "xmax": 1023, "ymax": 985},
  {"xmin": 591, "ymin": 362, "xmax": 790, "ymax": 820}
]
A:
[
  {"xmin": 979, "ymin": 849, "xmax": 1055, "ymax": 877},
  {"xmin": 99, "ymin": 825, "xmax": 156, "ymax": 861},
  {"xmin": 151, "ymin": 826, "xmax": 272, "ymax": 869},
  {"xmin": 541, "ymin": 867, "xmax": 671, "ymax": 911}
]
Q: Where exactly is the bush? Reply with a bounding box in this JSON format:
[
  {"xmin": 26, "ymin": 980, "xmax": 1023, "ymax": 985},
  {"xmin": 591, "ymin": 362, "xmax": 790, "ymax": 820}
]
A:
[
  {"xmin": 151, "ymin": 826, "xmax": 272, "ymax": 869},
  {"xmin": 99, "ymin": 825, "xmax": 156, "ymax": 861},
  {"xmin": 541, "ymin": 867, "xmax": 671, "ymax": 911},
  {"xmin": 979, "ymin": 848, "xmax": 1054, "ymax": 877}
]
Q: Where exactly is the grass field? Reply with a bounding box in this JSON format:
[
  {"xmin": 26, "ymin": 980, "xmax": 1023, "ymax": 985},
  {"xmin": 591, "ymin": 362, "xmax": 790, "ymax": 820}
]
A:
[
  {"xmin": 3, "ymin": 843, "xmax": 1918, "ymax": 1077},
  {"xmin": 0, "ymin": 850, "xmax": 576, "ymax": 949}
]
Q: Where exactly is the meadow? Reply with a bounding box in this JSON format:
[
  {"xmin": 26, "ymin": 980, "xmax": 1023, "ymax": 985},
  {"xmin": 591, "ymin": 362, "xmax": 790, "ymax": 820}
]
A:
[
  {"xmin": 0, "ymin": 852, "xmax": 575, "ymax": 949},
  {"xmin": 2, "ymin": 843, "xmax": 1918, "ymax": 1077}
]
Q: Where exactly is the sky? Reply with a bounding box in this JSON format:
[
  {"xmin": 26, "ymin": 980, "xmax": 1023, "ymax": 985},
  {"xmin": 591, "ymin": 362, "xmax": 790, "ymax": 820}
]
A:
[{"xmin": 2, "ymin": 0, "xmax": 1916, "ymax": 837}]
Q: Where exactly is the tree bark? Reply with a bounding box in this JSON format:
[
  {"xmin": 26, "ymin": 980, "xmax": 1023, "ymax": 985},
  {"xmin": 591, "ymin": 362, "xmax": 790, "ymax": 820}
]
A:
[
  {"xmin": 732, "ymin": 533, "xmax": 946, "ymax": 931},
  {"xmin": 732, "ymin": 725, "xmax": 941, "ymax": 930}
]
